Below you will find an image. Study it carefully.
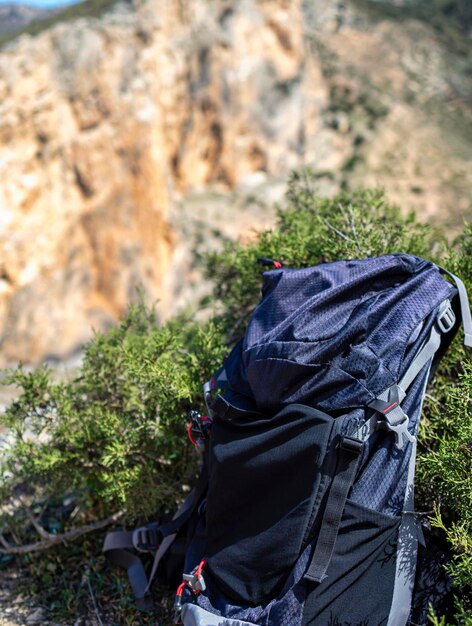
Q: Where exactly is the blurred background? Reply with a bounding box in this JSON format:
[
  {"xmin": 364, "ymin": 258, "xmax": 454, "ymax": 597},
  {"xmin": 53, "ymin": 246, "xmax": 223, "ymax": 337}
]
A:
[{"xmin": 0, "ymin": 0, "xmax": 471, "ymax": 371}]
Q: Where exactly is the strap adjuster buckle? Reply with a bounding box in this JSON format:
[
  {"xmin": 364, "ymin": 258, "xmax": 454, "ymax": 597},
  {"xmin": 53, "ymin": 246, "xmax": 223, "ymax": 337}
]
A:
[
  {"xmin": 340, "ymin": 436, "xmax": 363, "ymax": 454},
  {"xmin": 132, "ymin": 527, "xmax": 159, "ymax": 553},
  {"xmin": 437, "ymin": 301, "xmax": 455, "ymax": 334}
]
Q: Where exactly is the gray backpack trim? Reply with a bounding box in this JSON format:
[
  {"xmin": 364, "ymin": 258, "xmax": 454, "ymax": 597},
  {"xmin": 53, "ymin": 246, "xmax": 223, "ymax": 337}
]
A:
[
  {"xmin": 181, "ymin": 604, "xmax": 259, "ymax": 626},
  {"xmin": 387, "ymin": 376, "xmax": 428, "ymax": 626},
  {"xmin": 355, "ymin": 301, "xmax": 455, "ymax": 626}
]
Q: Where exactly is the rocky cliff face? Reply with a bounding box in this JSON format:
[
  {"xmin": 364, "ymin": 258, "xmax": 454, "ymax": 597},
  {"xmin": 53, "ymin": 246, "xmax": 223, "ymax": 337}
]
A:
[{"xmin": 0, "ymin": 0, "xmax": 471, "ymax": 366}]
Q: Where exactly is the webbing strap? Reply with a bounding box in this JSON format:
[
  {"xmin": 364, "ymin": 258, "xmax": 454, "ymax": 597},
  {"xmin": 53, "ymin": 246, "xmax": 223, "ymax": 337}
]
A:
[
  {"xmin": 103, "ymin": 519, "xmax": 161, "ymax": 611},
  {"xmin": 439, "ymin": 268, "xmax": 472, "ymax": 347},
  {"xmin": 353, "ymin": 307, "xmax": 446, "ymax": 445},
  {"xmin": 387, "ymin": 439, "xmax": 420, "ymax": 626},
  {"xmin": 210, "ymin": 394, "xmax": 262, "ymax": 422},
  {"xmin": 102, "ymin": 493, "xmax": 196, "ymax": 611},
  {"xmin": 103, "ymin": 541, "xmax": 155, "ymax": 611},
  {"xmin": 386, "ymin": 368, "xmax": 430, "ymax": 626},
  {"xmin": 304, "ymin": 436, "xmax": 363, "ymax": 583},
  {"xmin": 145, "ymin": 490, "xmax": 197, "ymax": 594},
  {"xmin": 398, "ymin": 323, "xmax": 442, "ymax": 394},
  {"xmin": 155, "ymin": 495, "xmax": 198, "ymax": 538},
  {"xmin": 103, "ymin": 522, "xmax": 160, "ymax": 555},
  {"xmin": 103, "ymin": 462, "xmax": 209, "ymax": 611},
  {"xmin": 204, "ymin": 367, "xmax": 228, "ymax": 415}
]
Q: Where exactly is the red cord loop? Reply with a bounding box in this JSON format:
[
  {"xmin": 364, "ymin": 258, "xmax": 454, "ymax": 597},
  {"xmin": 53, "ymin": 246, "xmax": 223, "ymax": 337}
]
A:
[
  {"xmin": 187, "ymin": 422, "xmax": 198, "ymax": 446},
  {"xmin": 174, "ymin": 561, "xmax": 207, "ymax": 624},
  {"xmin": 195, "ymin": 559, "xmax": 206, "ymax": 579},
  {"xmin": 176, "ymin": 581, "xmax": 187, "ymax": 597}
]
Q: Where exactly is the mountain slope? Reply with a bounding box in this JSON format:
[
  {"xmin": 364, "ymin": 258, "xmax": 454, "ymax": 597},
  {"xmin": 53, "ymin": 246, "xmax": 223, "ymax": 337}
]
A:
[{"xmin": 0, "ymin": 3, "xmax": 55, "ymax": 38}]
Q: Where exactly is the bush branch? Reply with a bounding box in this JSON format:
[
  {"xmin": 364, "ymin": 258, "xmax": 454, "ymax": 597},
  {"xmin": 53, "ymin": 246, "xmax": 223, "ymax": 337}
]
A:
[
  {"xmin": 18, "ymin": 498, "xmax": 55, "ymax": 540},
  {"xmin": 320, "ymin": 217, "xmax": 352, "ymax": 242},
  {"xmin": 0, "ymin": 510, "xmax": 125, "ymax": 555}
]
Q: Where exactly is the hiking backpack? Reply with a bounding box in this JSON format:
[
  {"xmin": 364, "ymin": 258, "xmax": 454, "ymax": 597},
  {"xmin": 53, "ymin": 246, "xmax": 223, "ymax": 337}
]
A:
[{"xmin": 104, "ymin": 253, "xmax": 472, "ymax": 626}]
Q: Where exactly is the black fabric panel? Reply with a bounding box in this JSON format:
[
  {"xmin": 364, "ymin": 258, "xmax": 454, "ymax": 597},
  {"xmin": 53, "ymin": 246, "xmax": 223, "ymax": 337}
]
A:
[
  {"xmin": 303, "ymin": 499, "xmax": 400, "ymax": 626},
  {"xmin": 205, "ymin": 404, "xmax": 335, "ymax": 606}
]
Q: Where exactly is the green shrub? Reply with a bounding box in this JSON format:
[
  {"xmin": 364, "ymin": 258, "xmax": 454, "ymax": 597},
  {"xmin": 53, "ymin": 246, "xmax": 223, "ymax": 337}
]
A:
[
  {"xmin": 0, "ymin": 305, "xmax": 227, "ymax": 526},
  {"xmin": 0, "ymin": 171, "xmax": 470, "ymax": 623},
  {"xmin": 206, "ymin": 169, "xmax": 444, "ymax": 339}
]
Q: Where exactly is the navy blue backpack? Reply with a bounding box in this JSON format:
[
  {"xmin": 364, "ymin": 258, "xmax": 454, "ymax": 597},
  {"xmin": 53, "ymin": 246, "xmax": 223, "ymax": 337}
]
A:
[{"xmin": 104, "ymin": 254, "xmax": 472, "ymax": 626}]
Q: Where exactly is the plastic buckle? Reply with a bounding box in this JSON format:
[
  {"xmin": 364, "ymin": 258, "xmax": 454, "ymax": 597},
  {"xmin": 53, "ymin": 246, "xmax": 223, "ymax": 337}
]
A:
[
  {"xmin": 132, "ymin": 527, "xmax": 158, "ymax": 553},
  {"xmin": 182, "ymin": 561, "xmax": 207, "ymax": 593},
  {"xmin": 182, "ymin": 571, "xmax": 206, "ymax": 593},
  {"xmin": 385, "ymin": 413, "xmax": 416, "ymax": 450},
  {"xmin": 437, "ymin": 301, "xmax": 455, "ymax": 334},
  {"xmin": 369, "ymin": 385, "xmax": 402, "ymax": 416},
  {"xmin": 189, "ymin": 409, "xmax": 212, "ymax": 440},
  {"xmin": 341, "ymin": 436, "xmax": 363, "ymax": 454},
  {"xmin": 369, "ymin": 387, "xmax": 415, "ymax": 449}
]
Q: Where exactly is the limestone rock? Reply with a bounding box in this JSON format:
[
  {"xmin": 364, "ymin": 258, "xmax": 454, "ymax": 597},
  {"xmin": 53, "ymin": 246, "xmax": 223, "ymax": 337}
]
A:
[{"xmin": 0, "ymin": 0, "xmax": 471, "ymax": 366}]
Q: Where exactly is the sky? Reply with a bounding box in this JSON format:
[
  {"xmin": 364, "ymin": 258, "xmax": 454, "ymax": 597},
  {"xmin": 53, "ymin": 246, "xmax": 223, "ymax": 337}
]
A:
[{"xmin": 0, "ymin": 0, "xmax": 82, "ymax": 7}]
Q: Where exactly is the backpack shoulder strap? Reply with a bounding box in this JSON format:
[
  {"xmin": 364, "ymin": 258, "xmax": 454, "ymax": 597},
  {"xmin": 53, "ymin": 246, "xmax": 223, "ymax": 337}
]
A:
[
  {"xmin": 103, "ymin": 462, "xmax": 209, "ymax": 610},
  {"xmin": 356, "ymin": 286, "xmax": 470, "ymax": 626},
  {"xmin": 353, "ymin": 298, "xmax": 455, "ymax": 446},
  {"xmin": 303, "ymin": 302, "xmax": 450, "ymax": 588}
]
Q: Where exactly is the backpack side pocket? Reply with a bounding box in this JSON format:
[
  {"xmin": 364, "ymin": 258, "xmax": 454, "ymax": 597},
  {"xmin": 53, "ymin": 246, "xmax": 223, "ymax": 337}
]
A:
[{"xmin": 205, "ymin": 404, "xmax": 335, "ymax": 606}]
